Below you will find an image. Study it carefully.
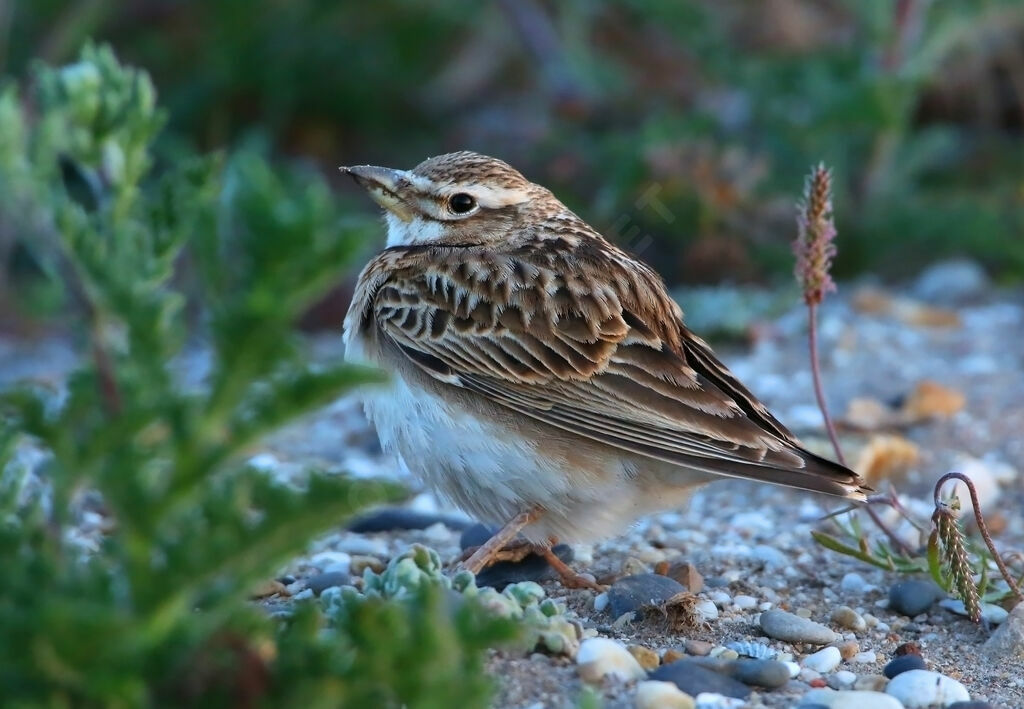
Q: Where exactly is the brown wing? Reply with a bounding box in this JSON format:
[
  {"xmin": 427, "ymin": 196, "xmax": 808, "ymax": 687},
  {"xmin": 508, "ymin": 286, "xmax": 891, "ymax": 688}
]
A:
[{"xmin": 361, "ymin": 241, "xmax": 868, "ymax": 499}]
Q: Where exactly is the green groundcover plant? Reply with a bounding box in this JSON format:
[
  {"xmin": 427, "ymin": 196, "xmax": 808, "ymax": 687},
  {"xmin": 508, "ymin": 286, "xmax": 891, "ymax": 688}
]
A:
[{"xmin": 0, "ymin": 44, "xmax": 517, "ymax": 709}]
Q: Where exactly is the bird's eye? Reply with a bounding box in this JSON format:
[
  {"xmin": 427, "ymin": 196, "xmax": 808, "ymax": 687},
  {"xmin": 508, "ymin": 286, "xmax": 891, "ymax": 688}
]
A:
[{"xmin": 449, "ymin": 193, "xmax": 476, "ymax": 214}]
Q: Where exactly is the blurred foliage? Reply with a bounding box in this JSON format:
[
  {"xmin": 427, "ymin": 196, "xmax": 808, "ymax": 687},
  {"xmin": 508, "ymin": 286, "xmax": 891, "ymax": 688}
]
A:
[
  {"xmin": 2, "ymin": 0, "xmax": 1022, "ymax": 294},
  {"xmin": 0, "ymin": 44, "xmax": 516, "ymax": 708}
]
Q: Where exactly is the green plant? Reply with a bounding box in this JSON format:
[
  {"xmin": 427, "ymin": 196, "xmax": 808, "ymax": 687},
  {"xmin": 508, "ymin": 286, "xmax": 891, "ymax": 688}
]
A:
[{"xmin": 0, "ymin": 44, "xmax": 516, "ymax": 708}]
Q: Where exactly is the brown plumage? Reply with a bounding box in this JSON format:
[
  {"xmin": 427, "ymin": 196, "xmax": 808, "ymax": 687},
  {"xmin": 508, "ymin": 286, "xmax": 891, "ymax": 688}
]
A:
[{"xmin": 342, "ymin": 151, "xmax": 868, "ymax": 580}]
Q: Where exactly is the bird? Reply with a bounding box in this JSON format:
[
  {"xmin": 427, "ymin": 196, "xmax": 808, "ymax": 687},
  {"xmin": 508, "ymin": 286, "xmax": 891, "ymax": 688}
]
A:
[{"xmin": 341, "ymin": 151, "xmax": 869, "ymax": 588}]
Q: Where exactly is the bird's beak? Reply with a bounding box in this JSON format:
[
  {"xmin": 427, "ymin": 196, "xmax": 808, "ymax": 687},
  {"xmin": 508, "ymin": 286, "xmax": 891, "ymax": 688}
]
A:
[{"xmin": 341, "ymin": 165, "xmax": 415, "ymax": 222}]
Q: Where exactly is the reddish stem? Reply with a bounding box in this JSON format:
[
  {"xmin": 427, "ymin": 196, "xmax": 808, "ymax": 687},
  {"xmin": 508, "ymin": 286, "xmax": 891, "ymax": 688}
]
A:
[
  {"xmin": 807, "ymin": 302, "xmax": 845, "ymax": 465},
  {"xmin": 934, "ymin": 472, "xmax": 1024, "ymax": 603}
]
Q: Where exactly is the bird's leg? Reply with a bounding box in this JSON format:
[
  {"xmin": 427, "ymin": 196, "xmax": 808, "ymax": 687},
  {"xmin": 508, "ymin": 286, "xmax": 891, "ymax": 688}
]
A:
[
  {"xmin": 536, "ymin": 539, "xmax": 605, "ymax": 592},
  {"xmin": 461, "ymin": 506, "xmax": 543, "ymax": 574}
]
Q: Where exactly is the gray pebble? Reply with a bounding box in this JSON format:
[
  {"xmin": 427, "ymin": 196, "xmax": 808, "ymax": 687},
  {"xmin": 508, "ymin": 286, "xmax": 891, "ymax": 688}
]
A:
[
  {"xmin": 759, "ymin": 608, "xmax": 839, "ymax": 645},
  {"xmin": 830, "ymin": 605, "xmax": 866, "ymax": 632},
  {"xmin": 982, "ymin": 601, "xmax": 1024, "ymax": 661},
  {"xmin": 348, "ymin": 506, "xmax": 472, "ymax": 533},
  {"xmin": 888, "ymin": 580, "xmax": 941, "ymax": 617},
  {"xmin": 607, "ymin": 573, "xmax": 686, "ymax": 617},
  {"xmin": 684, "ymin": 656, "xmax": 790, "ymax": 687},
  {"xmin": 304, "ymin": 571, "xmax": 350, "ymax": 595}
]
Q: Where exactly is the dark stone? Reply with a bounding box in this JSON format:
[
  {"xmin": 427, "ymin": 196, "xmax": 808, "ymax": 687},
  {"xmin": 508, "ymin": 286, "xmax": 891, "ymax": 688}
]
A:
[
  {"xmin": 883, "ymin": 654, "xmax": 927, "ymax": 678},
  {"xmin": 947, "ymin": 703, "xmax": 996, "ymax": 709},
  {"xmin": 607, "ymin": 573, "xmax": 687, "ymax": 618},
  {"xmin": 276, "ymin": 574, "xmax": 296, "ymax": 585},
  {"xmin": 474, "ymin": 544, "xmax": 574, "ymax": 590},
  {"xmin": 347, "ymin": 507, "xmax": 472, "ymax": 533},
  {"xmin": 304, "ymin": 571, "xmax": 350, "ymax": 595},
  {"xmin": 649, "ymin": 660, "xmax": 752, "ymax": 699},
  {"xmin": 894, "ymin": 641, "xmax": 922, "ymax": 656},
  {"xmin": 686, "ymin": 657, "xmax": 790, "ymax": 688},
  {"xmin": 888, "ymin": 580, "xmax": 941, "ymax": 617},
  {"xmin": 460, "ymin": 523, "xmax": 496, "ymax": 550}
]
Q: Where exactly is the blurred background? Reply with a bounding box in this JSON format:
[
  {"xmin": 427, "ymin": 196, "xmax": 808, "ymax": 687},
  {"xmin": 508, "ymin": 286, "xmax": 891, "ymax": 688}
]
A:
[{"xmin": 2, "ymin": 0, "xmax": 1023, "ymax": 332}]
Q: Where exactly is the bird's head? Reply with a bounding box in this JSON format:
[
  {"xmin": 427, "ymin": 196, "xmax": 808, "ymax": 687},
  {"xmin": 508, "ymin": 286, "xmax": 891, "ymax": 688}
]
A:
[{"xmin": 342, "ymin": 151, "xmax": 557, "ymax": 247}]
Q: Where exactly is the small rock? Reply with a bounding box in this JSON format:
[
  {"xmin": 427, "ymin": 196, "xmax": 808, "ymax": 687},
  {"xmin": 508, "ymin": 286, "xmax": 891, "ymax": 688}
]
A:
[
  {"xmin": 664, "ymin": 649, "xmax": 686, "ymax": 664},
  {"xmin": 594, "ymin": 592, "xmax": 609, "ymax": 612},
  {"xmin": 830, "ymin": 670, "xmax": 857, "ymax": 688},
  {"xmin": 894, "ymin": 642, "xmax": 921, "ymax": 656},
  {"xmin": 475, "ymin": 543, "xmax": 574, "ymax": 590},
  {"xmin": 883, "ymin": 654, "xmax": 926, "ymax": 678},
  {"xmin": 708, "ymin": 647, "xmax": 738, "ymax": 660},
  {"xmin": 577, "ymin": 638, "xmax": 647, "ymax": 683},
  {"xmin": 801, "ymin": 689, "xmax": 904, "ymax": 709},
  {"xmin": 853, "ymin": 651, "xmax": 876, "ymax": 663},
  {"xmin": 723, "ymin": 659, "xmax": 791, "ymax": 688},
  {"xmin": 947, "ymin": 703, "xmax": 996, "ymax": 709},
  {"xmin": 835, "ymin": 640, "xmax": 860, "ymax": 660},
  {"xmin": 840, "ymin": 572, "xmax": 871, "ymax": 594},
  {"xmin": 635, "ymin": 680, "xmax": 696, "ymax": 709},
  {"xmin": 752, "ymin": 545, "xmax": 789, "ymax": 568},
  {"xmin": 334, "ymin": 535, "xmax": 389, "ymax": 556},
  {"xmin": 649, "ymin": 661, "xmax": 751, "ymax": 699},
  {"xmin": 249, "ymin": 579, "xmax": 289, "ymax": 599},
  {"xmin": 656, "ymin": 560, "xmax": 705, "ymax": 593},
  {"xmin": 940, "ymin": 598, "xmax": 1009, "ymax": 625},
  {"xmin": 982, "ymin": 601, "xmax": 1024, "ymax": 660},
  {"xmin": 912, "ymin": 258, "xmax": 989, "ymax": 304},
  {"xmin": 348, "ymin": 507, "xmax": 471, "ymax": 533},
  {"xmin": 885, "ymin": 669, "xmax": 970, "ymax": 707},
  {"xmin": 830, "ymin": 605, "xmax": 866, "ymax": 632},
  {"xmin": 304, "ymin": 571, "xmax": 350, "ymax": 595},
  {"xmin": 685, "ymin": 640, "xmax": 714, "ymax": 656},
  {"xmin": 888, "ymin": 580, "xmax": 941, "ymax": 617},
  {"xmin": 607, "ymin": 573, "xmax": 687, "ymax": 618},
  {"xmin": 459, "ymin": 523, "xmax": 496, "ymax": 550},
  {"xmin": 733, "ymin": 595, "xmax": 758, "ymax": 610},
  {"xmin": 724, "ymin": 641, "xmax": 775, "ymax": 660},
  {"xmin": 628, "ymin": 644, "xmax": 661, "ymax": 671},
  {"xmin": 759, "ymin": 609, "xmax": 839, "ymax": 645},
  {"xmin": 622, "ymin": 556, "xmax": 651, "ymax": 577},
  {"xmin": 349, "ymin": 555, "xmax": 386, "ymax": 576},
  {"xmin": 694, "ymin": 598, "xmax": 719, "ymax": 623},
  {"xmin": 802, "ymin": 646, "xmax": 841, "ymax": 673},
  {"xmin": 853, "ymin": 674, "xmax": 889, "ymax": 692},
  {"xmin": 708, "ymin": 590, "xmax": 732, "ymax": 606},
  {"xmin": 693, "ymin": 693, "xmax": 745, "ymax": 709}
]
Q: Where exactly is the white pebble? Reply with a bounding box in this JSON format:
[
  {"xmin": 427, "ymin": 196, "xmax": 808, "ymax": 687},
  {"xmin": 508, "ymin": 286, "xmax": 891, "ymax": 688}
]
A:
[
  {"xmin": 695, "ymin": 599, "xmax": 719, "ymax": 622},
  {"xmin": 577, "ymin": 638, "xmax": 646, "ymax": 683},
  {"xmin": 802, "ymin": 688, "xmax": 904, "ymax": 708},
  {"xmin": 708, "ymin": 591, "xmax": 732, "ymax": 606},
  {"xmin": 832, "ymin": 670, "xmax": 857, "ymax": 687},
  {"xmin": 593, "ymin": 592, "xmax": 609, "ymax": 612},
  {"xmin": 885, "ymin": 669, "xmax": 970, "ymax": 707},
  {"xmin": 840, "ymin": 572, "xmax": 870, "ymax": 594},
  {"xmin": 784, "ymin": 661, "xmax": 800, "ymax": 678},
  {"xmin": 802, "ymin": 646, "xmax": 841, "ymax": 673},
  {"xmin": 853, "ymin": 651, "xmax": 877, "ymax": 663},
  {"xmin": 695, "ymin": 693, "xmax": 744, "ymax": 709},
  {"xmin": 334, "ymin": 535, "xmax": 389, "ymax": 556},
  {"xmin": 635, "ymin": 680, "xmax": 695, "ymax": 709},
  {"xmin": 733, "ymin": 595, "xmax": 758, "ymax": 610}
]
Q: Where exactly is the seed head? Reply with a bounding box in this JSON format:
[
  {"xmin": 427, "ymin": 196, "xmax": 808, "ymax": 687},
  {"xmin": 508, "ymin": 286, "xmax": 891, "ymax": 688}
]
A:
[{"xmin": 794, "ymin": 164, "xmax": 838, "ymax": 306}]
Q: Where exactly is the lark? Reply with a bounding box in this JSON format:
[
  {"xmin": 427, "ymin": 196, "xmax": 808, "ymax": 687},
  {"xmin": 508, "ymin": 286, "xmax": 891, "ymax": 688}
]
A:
[{"xmin": 342, "ymin": 151, "xmax": 868, "ymax": 587}]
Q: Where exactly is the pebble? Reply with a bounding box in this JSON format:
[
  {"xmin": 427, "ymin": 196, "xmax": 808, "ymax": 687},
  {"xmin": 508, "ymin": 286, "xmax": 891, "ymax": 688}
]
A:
[
  {"xmin": 607, "ymin": 573, "xmax": 687, "ymax": 618},
  {"xmin": 576, "ymin": 638, "xmax": 647, "ymax": 683},
  {"xmin": 685, "ymin": 640, "xmax": 714, "ymax": 656},
  {"xmin": 733, "ymin": 595, "xmax": 758, "ymax": 610},
  {"xmin": 693, "ymin": 693, "xmax": 744, "ymax": 708},
  {"xmin": 752, "ymin": 545, "xmax": 789, "ymax": 568},
  {"xmin": 801, "ymin": 689, "xmax": 904, "ymax": 709},
  {"xmin": 939, "ymin": 598, "xmax": 1009, "ymax": 625},
  {"xmin": 835, "ymin": 640, "xmax": 860, "ymax": 660},
  {"xmin": 982, "ymin": 600, "xmax": 1024, "ymax": 660},
  {"xmin": 349, "ymin": 555, "xmax": 385, "ymax": 576},
  {"xmin": 694, "ymin": 599, "xmax": 719, "ymax": 622},
  {"xmin": 334, "ymin": 535, "xmax": 389, "ymax": 556},
  {"xmin": 852, "ymin": 651, "xmax": 877, "ymax": 663},
  {"xmin": 801, "ymin": 646, "xmax": 841, "ymax": 673},
  {"xmin": 947, "ymin": 703, "xmax": 996, "ymax": 709},
  {"xmin": 840, "ymin": 572, "xmax": 871, "ymax": 594},
  {"xmin": 888, "ymin": 580, "xmax": 941, "ymax": 617},
  {"xmin": 663, "ymin": 649, "xmax": 686, "ymax": 664},
  {"xmin": 708, "ymin": 590, "xmax": 732, "ymax": 606},
  {"xmin": 628, "ymin": 644, "xmax": 661, "ymax": 671},
  {"xmin": 622, "ymin": 556, "xmax": 651, "ymax": 577},
  {"xmin": 649, "ymin": 661, "xmax": 751, "ymax": 699},
  {"xmin": 475, "ymin": 543, "xmax": 574, "ymax": 590},
  {"xmin": 885, "ymin": 669, "xmax": 970, "ymax": 707},
  {"xmin": 634, "ymin": 680, "xmax": 696, "ymax": 709},
  {"xmin": 853, "ymin": 674, "xmax": 889, "ymax": 692},
  {"xmin": 830, "ymin": 670, "xmax": 857, "ymax": 688},
  {"xmin": 304, "ymin": 571, "xmax": 350, "ymax": 595},
  {"xmin": 883, "ymin": 654, "xmax": 926, "ymax": 678},
  {"xmin": 688, "ymin": 657, "xmax": 791, "ymax": 689},
  {"xmin": 724, "ymin": 641, "xmax": 775, "ymax": 660},
  {"xmin": 347, "ymin": 507, "xmax": 471, "ymax": 533},
  {"xmin": 759, "ymin": 609, "xmax": 839, "ymax": 645},
  {"xmin": 912, "ymin": 258, "xmax": 989, "ymax": 304},
  {"xmin": 594, "ymin": 592, "xmax": 609, "ymax": 612},
  {"xmin": 658, "ymin": 560, "xmax": 705, "ymax": 593},
  {"xmin": 830, "ymin": 605, "xmax": 866, "ymax": 632}
]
